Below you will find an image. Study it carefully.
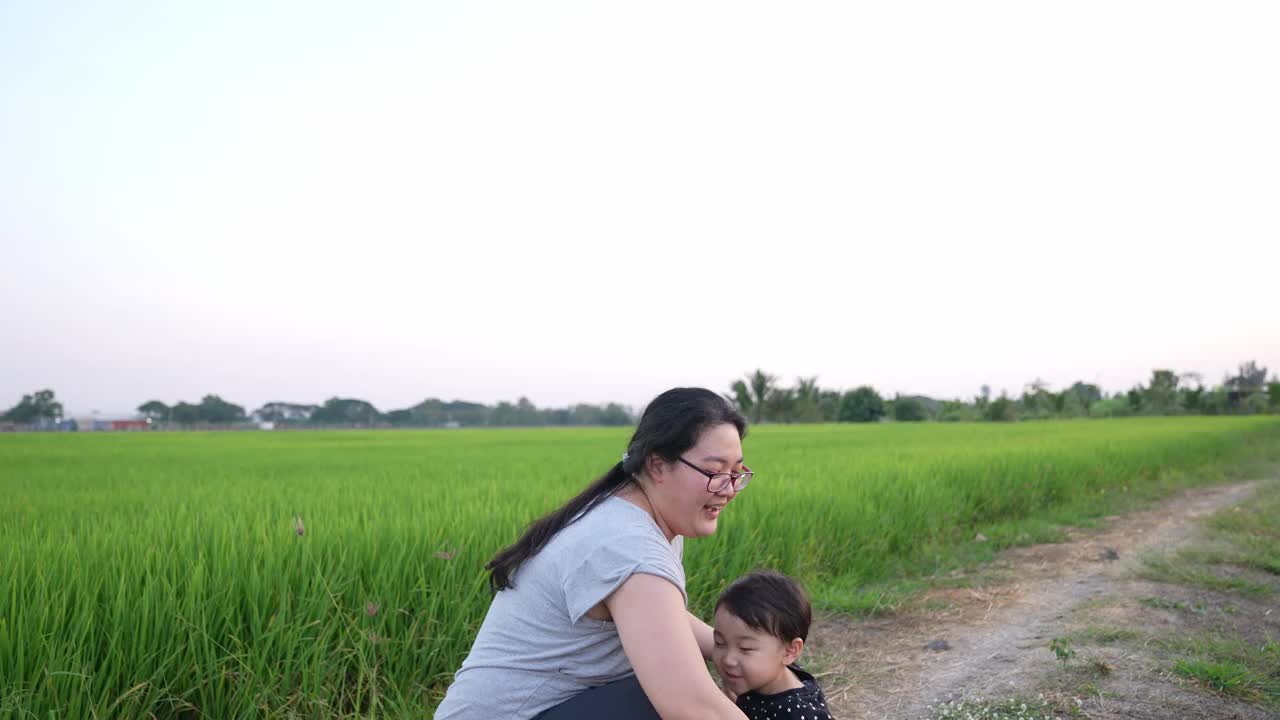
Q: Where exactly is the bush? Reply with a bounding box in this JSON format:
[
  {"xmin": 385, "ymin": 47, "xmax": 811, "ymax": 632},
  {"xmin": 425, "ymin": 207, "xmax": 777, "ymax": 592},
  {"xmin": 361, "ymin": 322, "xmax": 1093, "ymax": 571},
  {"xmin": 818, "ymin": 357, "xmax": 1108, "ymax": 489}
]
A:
[
  {"xmin": 838, "ymin": 386, "xmax": 885, "ymax": 423},
  {"xmin": 894, "ymin": 397, "xmax": 928, "ymax": 422},
  {"xmin": 1243, "ymin": 392, "xmax": 1269, "ymax": 415},
  {"xmin": 984, "ymin": 395, "xmax": 1017, "ymax": 422},
  {"xmin": 1089, "ymin": 397, "xmax": 1132, "ymax": 418}
]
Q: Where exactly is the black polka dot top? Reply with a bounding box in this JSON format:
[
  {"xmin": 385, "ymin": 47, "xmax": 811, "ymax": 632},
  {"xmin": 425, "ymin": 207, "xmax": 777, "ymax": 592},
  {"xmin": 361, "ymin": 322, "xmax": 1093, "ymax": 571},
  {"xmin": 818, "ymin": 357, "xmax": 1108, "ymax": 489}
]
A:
[{"xmin": 734, "ymin": 665, "xmax": 834, "ymax": 720}]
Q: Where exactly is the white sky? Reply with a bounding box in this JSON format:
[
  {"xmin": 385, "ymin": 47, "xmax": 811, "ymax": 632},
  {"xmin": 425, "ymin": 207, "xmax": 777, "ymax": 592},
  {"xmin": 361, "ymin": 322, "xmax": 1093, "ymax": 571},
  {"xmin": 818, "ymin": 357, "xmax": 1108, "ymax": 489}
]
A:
[{"xmin": 2, "ymin": 1, "xmax": 1277, "ymax": 416}]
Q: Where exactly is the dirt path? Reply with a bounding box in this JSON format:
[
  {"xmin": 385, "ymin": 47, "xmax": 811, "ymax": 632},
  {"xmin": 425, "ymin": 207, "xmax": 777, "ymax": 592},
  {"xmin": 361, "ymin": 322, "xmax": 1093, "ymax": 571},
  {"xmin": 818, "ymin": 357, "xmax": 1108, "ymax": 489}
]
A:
[{"xmin": 807, "ymin": 480, "xmax": 1276, "ymax": 719}]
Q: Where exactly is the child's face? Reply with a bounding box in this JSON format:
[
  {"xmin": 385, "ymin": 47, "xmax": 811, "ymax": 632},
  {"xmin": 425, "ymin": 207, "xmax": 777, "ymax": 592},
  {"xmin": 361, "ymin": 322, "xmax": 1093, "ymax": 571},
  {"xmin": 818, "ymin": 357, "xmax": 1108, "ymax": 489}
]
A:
[{"xmin": 711, "ymin": 606, "xmax": 800, "ymax": 696}]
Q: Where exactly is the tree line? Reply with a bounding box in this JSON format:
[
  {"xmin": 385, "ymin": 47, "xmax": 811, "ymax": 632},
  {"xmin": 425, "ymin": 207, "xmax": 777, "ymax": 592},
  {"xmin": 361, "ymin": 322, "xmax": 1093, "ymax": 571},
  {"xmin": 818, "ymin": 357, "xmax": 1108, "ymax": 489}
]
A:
[
  {"xmin": 1, "ymin": 392, "xmax": 634, "ymax": 429},
  {"xmin": 724, "ymin": 361, "xmax": 1280, "ymax": 424},
  {"xmin": 4, "ymin": 359, "xmax": 1277, "ymax": 430},
  {"xmin": 145, "ymin": 395, "xmax": 634, "ymax": 428}
]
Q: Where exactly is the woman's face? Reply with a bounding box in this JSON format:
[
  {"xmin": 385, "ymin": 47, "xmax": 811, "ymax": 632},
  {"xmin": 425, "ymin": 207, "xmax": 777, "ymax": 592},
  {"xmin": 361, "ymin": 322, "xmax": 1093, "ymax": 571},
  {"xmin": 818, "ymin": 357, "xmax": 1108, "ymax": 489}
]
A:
[{"xmin": 648, "ymin": 422, "xmax": 745, "ymax": 540}]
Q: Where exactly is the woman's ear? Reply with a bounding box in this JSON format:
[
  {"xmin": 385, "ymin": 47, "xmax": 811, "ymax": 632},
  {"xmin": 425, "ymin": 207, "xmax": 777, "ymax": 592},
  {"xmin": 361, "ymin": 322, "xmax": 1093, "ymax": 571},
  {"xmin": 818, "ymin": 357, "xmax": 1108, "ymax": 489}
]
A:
[
  {"xmin": 783, "ymin": 638, "xmax": 804, "ymax": 664},
  {"xmin": 645, "ymin": 454, "xmax": 667, "ymax": 484}
]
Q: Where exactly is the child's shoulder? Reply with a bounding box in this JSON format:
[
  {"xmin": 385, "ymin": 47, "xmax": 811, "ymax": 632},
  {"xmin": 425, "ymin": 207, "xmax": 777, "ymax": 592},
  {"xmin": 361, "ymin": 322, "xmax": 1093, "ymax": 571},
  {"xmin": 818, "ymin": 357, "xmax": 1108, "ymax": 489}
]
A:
[{"xmin": 735, "ymin": 665, "xmax": 834, "ymax": 720}]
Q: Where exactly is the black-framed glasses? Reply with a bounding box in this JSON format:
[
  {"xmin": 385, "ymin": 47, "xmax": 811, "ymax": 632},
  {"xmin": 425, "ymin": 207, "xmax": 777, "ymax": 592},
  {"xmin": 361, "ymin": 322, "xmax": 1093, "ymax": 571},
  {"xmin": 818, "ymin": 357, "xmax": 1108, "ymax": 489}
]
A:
[{"xmin": 677, "ymin": 457, "xmax": 753, "ymax": 493}]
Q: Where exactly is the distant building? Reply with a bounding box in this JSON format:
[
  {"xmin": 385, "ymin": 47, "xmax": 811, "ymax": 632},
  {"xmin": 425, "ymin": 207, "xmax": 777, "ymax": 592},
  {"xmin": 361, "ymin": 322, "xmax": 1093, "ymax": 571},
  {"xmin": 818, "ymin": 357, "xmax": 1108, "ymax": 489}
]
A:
[{"xmin": 73, "ymin": 416, "xmax": 150, "ymax": 431}]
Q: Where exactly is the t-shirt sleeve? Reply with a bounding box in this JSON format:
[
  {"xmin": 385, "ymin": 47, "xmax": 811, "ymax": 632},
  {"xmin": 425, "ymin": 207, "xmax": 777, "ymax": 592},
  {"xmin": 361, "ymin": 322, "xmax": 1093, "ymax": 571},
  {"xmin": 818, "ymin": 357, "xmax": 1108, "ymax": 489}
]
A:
[{"xmin": 561, "ymin": 531, "xmax": 686, "ymax": 625}]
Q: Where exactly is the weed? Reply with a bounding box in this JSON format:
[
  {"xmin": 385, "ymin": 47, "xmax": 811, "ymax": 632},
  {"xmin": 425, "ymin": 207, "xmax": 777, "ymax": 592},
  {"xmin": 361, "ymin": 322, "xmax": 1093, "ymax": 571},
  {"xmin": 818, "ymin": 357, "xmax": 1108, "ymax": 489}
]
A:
[
  {"xmin": 926, "ymin": 696, "xmax": 1058, "ymax": 719},
  {"xmin": 1049, "ymin": 637, "xmax": 1075, "ymax": 666}
]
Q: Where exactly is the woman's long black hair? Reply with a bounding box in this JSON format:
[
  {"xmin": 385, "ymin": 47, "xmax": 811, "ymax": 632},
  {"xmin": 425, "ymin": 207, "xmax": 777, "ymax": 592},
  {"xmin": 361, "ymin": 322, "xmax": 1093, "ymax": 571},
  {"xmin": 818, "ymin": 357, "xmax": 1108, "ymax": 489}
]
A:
[{"xmin": 485, "ymin": 387, "xmax": 747, "ymax": 591}]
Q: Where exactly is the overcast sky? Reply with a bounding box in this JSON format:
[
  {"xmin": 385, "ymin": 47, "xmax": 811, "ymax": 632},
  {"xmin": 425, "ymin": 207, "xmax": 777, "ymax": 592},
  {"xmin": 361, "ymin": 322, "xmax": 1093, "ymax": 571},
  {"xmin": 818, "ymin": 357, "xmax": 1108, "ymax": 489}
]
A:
[{"xmin": 2, "ymin": 1, "xmax": 1277, "ymax": 416}]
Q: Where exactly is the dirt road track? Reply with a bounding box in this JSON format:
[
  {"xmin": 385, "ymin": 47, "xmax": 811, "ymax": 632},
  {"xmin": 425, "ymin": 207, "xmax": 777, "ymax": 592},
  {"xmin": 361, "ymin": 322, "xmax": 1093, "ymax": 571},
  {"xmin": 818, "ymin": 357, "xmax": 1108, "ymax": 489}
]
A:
[{"xmin": 810, "ymin": 481, "xmax": 1275, "ymax": 719}]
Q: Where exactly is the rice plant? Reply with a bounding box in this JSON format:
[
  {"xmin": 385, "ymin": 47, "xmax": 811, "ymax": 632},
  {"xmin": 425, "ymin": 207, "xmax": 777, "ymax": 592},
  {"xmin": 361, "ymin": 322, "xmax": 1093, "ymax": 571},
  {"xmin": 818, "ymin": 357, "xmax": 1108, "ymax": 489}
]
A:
[{"xmin": 2, "ymin": 416, "xmax": 1277, "ymax": 717}]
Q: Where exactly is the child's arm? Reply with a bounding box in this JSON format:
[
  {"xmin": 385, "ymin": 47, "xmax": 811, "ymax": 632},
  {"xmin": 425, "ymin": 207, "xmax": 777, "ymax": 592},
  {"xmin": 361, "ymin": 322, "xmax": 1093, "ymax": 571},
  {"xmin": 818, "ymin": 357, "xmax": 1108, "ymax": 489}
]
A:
[{"xmin": 686, "ymin": 611, "xmax": 715, "ymax": 660}]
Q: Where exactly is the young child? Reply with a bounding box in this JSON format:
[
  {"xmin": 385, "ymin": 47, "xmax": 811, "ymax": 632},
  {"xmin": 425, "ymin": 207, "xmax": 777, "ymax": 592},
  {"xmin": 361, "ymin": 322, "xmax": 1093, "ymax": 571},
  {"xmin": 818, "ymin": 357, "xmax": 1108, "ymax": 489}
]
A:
[{"xmin": 712, "ymin": 570, "xmax": 834, "ymax": 720}]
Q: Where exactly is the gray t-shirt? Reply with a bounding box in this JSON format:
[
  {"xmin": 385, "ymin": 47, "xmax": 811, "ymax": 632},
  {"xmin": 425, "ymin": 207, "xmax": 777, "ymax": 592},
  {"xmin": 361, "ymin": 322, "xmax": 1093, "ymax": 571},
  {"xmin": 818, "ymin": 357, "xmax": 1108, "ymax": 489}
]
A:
[{"xmin": 434, "ymin": 495, "xmax": 686, "ymax": 720}]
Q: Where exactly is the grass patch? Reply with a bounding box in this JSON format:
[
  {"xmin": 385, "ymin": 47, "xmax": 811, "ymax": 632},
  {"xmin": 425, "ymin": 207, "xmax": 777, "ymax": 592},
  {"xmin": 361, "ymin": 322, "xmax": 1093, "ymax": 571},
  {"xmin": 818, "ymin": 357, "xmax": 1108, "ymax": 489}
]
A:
[
  {"xmin": 1073, "ymin": 625, "xmax": 1143, "ymax": 645},
  {"xmin": 1139, "ymin": 555, "xmax": 1272, "ymax": 595},
  {"xmin": 1173, "ymin": 658, "xmax": 1275, "ymax": 701},
  {"xmin": 811, "ymin": 577, "xmax": 926, "ymax": 615},
  {"xmin": 1162, "ymin": 635, "xmax": 1280, "ymax": 704},
  {"xmin": 1139, "ymin": 595, "xmax": 1238, "ymax": 616}
]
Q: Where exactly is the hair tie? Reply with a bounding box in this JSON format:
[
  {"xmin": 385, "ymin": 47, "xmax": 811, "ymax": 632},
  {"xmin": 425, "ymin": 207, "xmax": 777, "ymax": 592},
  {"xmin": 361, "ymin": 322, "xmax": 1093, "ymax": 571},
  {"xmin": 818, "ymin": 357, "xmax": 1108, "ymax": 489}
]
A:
[{"xmin": 621, "ymin": 451, "xmax": 629, "ymax": 463}]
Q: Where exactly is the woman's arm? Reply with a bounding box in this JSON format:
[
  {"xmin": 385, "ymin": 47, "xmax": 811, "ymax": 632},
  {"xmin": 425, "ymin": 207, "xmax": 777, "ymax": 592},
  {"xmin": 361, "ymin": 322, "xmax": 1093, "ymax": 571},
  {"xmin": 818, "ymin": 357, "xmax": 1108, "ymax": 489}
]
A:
[
  {"xmin": 687, "ymin": 611, "xmax": 714, "ymax": 661},
  {"xmin": 607, "ymin": 574, "xmax": 746, "ymax": 720}
]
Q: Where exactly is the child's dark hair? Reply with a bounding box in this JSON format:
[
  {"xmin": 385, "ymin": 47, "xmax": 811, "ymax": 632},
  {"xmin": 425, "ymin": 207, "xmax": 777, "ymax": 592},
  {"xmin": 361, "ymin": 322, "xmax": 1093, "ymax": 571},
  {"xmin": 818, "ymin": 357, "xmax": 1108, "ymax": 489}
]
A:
[{"xmin": 715, "ymin": 570, "xmax": 812, "ymax": 643}]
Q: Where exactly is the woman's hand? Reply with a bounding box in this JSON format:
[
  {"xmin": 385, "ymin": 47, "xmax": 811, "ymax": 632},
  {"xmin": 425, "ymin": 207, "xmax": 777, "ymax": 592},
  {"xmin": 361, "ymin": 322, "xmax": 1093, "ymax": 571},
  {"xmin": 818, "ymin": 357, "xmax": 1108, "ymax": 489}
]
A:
[{"xmin": 607, "ymin": 574, "xmax": 747, "ymax": 720}]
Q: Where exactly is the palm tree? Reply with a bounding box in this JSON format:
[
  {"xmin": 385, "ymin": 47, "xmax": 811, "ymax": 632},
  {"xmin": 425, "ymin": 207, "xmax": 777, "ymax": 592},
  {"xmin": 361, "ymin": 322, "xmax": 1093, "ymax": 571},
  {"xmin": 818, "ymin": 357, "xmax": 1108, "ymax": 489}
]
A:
[
  {"xmin": 746, "ymin": 369, "xmax": 776, "ymax": 424},
  {"xmin": 1226, "ymin": 361, "xmax": 1268, "ymax": 393},
  {"xmin": 728, "ymin": 380, "xmax": 754, "ymax": 421},
  {"xmin": 729, "ymin": 370, "xmax": 777, "ymax": 424},
  {"xmin": 766, "ymin": 387, "xmax": 797, "ymax": 423},
  {"xmin": 793, "ymin": 376, "xmax": 821, "ymax": 422}
]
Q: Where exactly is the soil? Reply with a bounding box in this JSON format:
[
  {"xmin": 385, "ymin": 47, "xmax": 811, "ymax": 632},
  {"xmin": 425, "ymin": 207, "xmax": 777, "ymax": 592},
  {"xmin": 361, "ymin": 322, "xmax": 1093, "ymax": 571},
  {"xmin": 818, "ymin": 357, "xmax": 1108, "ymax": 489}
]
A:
[{"xmin": 806, "ymin": 479, "xmax": 1280, "ymax": 719}]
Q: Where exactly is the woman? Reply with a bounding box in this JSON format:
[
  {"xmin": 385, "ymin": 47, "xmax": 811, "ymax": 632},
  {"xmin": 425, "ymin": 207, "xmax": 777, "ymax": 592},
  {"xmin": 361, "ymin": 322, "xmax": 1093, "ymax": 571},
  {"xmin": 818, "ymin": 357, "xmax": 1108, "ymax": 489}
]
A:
[{"xmin": 434, "ymin": 388, "xmax": 753, "ymax": 720}]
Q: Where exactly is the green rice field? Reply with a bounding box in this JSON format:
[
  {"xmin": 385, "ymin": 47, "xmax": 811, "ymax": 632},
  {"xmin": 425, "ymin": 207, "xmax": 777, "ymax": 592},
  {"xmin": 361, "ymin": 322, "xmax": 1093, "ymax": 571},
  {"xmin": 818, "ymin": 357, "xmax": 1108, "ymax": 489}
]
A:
[{"xmin": 4, "ymin": 418, "xmax": 1280, "ymax": 717}]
